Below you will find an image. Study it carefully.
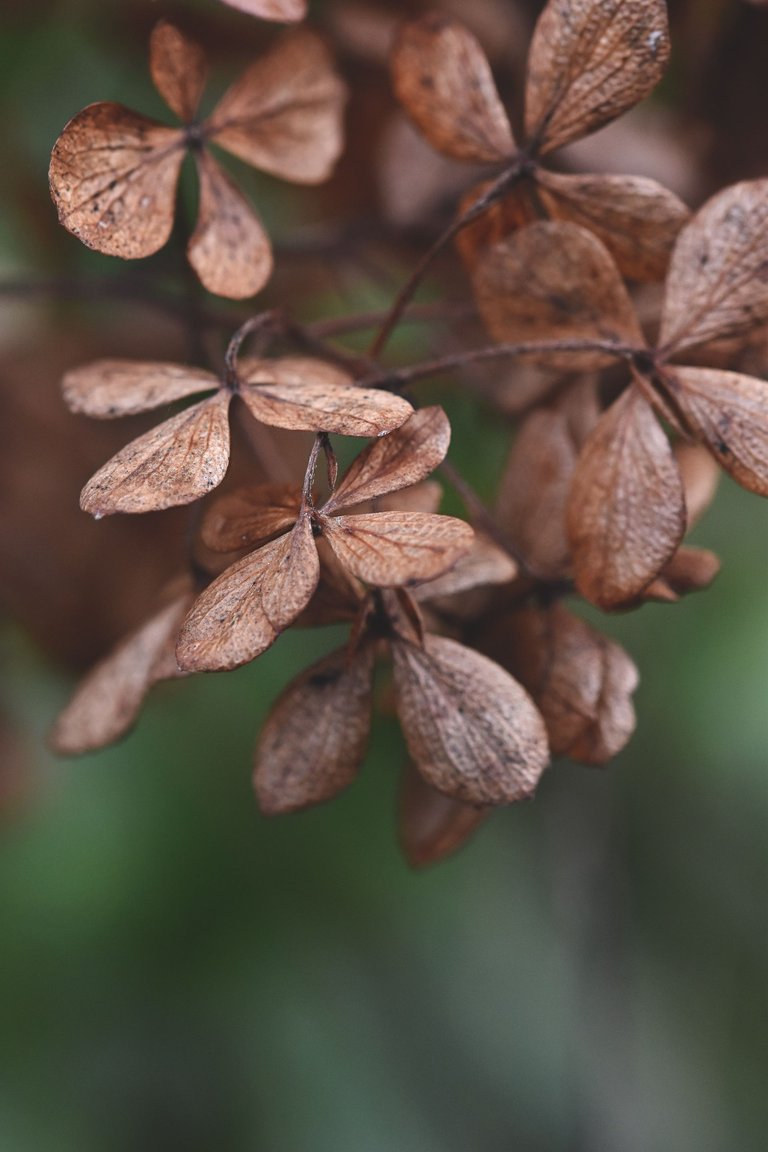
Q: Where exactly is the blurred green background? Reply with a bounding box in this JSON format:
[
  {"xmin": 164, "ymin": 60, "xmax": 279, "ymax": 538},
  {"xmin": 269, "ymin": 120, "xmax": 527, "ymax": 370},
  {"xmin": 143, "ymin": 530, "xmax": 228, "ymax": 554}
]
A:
[{"xmin": 2, "ymin": 2, "xmax": 767, "ymax": 1150}]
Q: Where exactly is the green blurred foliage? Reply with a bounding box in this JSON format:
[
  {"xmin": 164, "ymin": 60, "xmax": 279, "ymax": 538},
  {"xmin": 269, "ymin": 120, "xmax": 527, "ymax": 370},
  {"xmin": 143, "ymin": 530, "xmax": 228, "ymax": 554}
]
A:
[{"xmin": 1, "ymin": 3, "xmax": 767, "ymax": 1151}]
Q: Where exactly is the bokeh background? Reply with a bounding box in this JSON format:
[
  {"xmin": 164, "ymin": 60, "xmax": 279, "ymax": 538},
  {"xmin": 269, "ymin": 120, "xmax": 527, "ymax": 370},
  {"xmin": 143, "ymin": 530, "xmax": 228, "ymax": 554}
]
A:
[{"xmin": 2, "ymin": 1, "xmax": 768, "ymax": 1149}]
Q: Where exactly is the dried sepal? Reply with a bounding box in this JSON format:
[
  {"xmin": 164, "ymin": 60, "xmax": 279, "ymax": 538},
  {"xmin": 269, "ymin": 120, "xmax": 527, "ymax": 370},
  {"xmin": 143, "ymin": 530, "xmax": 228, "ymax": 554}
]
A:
[
  {"xmin": 62, "ymin": 360, "xmax": 218, "ymax": 418},
  {"xmin": 253, "ymin": 643, "xmax": 375, "ymax": 814},
  {"xmin": 239, "ymin": 357, "xmax": 413, "ymax": 436},
  {"xmin": 205, "ymin": 30, "xmax": 347, "ymax": 184},
  {"xmin": 293, "ymin": 538, "xmax": 366, "ymax": 629},
  {"xmin": 177, "ymin": 514, "xmax": 319, "ymax": 671},
  {"xmin": 323, "ymin": 407, "xmax": 451, "ymax": 513},
  {"xmin": 497, "ymin": 401, "xmax": 584, "ymax": 579},
  {"xmin": 49, "ymin": 587, "xmax": 193, "ymax": 755},
  {"xmin": 660, "ymin": 179, "xmax": 768, "ymax": 355},
  {"xmin": 675, "ymin": 441, "xmax": 720, "ymax": 528},
  {"xmin": 471, "ymin": 222, "xmax": 643, "ymax": 368},
  {"xmin": 535, "ymin": 170, "xmax": 689, "ymax": 282},
  {"xmin": 149, "ymin": 20, "xmax": 208, "ymax": 123},
  {"xmin": 376, "ymin": 480, "xmax": 443, "ymax": 516},
  {"xmin": 392, "ymin": 634, "xmax": 549, "ymax": 805},
  {"xmin": 49, "ymin": 104, "xmax": 184, "ymax": 258},
  {"xmin": 495, "ymin": 604, "xmax": 638, "ymax": 765},
  {"xmin": 80, "ymin": 393, "xmax": 232, "ymax": 517},
  {"xmin": 524, "ymin": 0, "xmax": 670, "ymax": 155},
  {"xmin": 644, "ymin": 546, "xmax": 720, "ymax": 602},
  {"xmin": 391, "ymin": 13, "xmax": 515, "ymax": 164},
  {"xmin": 200, "ymin": 484, "xmax": 303, "ymax": 552},
  {"xmin": 412, "ymin": 534, "xmax": 517, "ymax": 603},
  {"xmin": 663, "ymin": 365, "xmax": 768, "ymax": 496},
  {"xmin": 398, "ymin": 762, "xmax": 490, "ymax": 869},
  {"xmin": 320, "ymin": 512, "xmax": 474, "ymax": 586},
  {"xmin": 219, "ymin": 0, "xmax": 307, "ymax": 20},
  {"xmin": 567, "ymin": 387, "xmax": 686, "ymax": 608},
  {"xmin": 187, "ymin": 151, "xmax": 273, "ymax": 299}
]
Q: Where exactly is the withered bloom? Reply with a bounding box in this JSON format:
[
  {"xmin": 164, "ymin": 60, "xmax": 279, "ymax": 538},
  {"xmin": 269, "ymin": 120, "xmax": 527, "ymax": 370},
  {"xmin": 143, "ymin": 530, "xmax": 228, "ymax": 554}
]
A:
[
  {"xmin": 392, "ymin": 0, "xmax": 687, "ymax": 280},
  {"xmin": 49, "ymin": 21, "xmax": 346, "ymax": 297},
  {"xmin": 63, "ymin": 355, "xmax": 413, "ymax": 516}
]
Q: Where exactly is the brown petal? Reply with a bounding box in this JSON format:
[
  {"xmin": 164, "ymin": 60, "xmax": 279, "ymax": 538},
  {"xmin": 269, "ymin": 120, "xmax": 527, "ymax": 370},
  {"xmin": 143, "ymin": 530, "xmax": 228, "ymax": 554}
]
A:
[
  {"xmin": 674, "ymin": 441, "xmax": 720, "ymax": 528},
  {"xmin": 412, "ymin": 534, "xmax": 517, "ymax": 602},
  {"xmin": 219, "ymin": 0, "xmax": 307, "ymax": 19},
  {"xmin": 398, "ymin": 762, "xmax": 490, "ymax": 869},
  {"xmin": 292, "ymin": 537, "xmax": 366, "ymax": 628},
  {"xmin": 187, "ymin": 152, "xmax": 273, "ymax": 299},
  {"xmin": 535, "ymin": 169, "xmax": 689, "ymax": 282},
  {"xmin": 205, "ymin": 31, "xmax": 347, "ymax": 183},
  {"xmin": 644, "ymin": 546, "xmax": 720, "ymax": 602},
  {"xmin": 253, "ymin": 643, "xmax": 375, "ymax": 814},
  {"xmin": 392, "ymin": 634, "xmax": 549, "ymax": 805},
  {"xmin": 49, "ymin": 103, "xmax": 185, "ymax": 258},
  {"xmin": 660, "ymin": 179, "xmax": 768, "ymax": 355},
  {"xmin": 493, "ymin": 604, "xmax": 638, "ymax": 765},
  {"xmin": 49, "ymin": 589, "xmax": 192, "ymax": 755},
  {"xmin": 62, "ymin": 359, "xmax": 218, "ymax": 417},
  {"xmin": 471, "ymin": 222, "xmax": 643, "ymax": 369},
  {"xmin": 321, "ymin": 512, "xmax": 474, "ymax": 586},
  {"xmin": 80, "ymin": 393, "xmax": 231, "ymax": 517},
  {"xmin": 376, "ymin": 480, "xmax": 443, "ymax": 515},
  {"xmin": 524, "ymin": 0, "xmax": 670, "ymax": 155},
  {"xmin": 567, "ymin": 387, "xmax": 686, "ymax": 607},
  {"xmin": 496, "ymin": 401, "xmax": 585, "ymax": 580},
  {"xmin": 390, "ymin": 13, "xmax": 515, "ymax": 164},
  {"xmin": 323, "ymin": 407, "xmax": 451, "ymax": 513},
  {"xmin": 149, "ymin": 21, "xmax": 208, "ymax": 123},
  {"xmin": 663, "ymin": 365, "xmax": 768, "ymax": 496},
  {"xmin": 455, "ymin": 177, "xmax": 539, "ymax": 269},
  {"xmin": 176, "ymin": 515, "xmax": 320, "ymax": 671},
  {"xmin": 200, "ymin": 483, "xmax": 302, "ymax": 552},
  {"xmin": 239, "ymin": 357, "xmax": 412, "ymax": 435}
]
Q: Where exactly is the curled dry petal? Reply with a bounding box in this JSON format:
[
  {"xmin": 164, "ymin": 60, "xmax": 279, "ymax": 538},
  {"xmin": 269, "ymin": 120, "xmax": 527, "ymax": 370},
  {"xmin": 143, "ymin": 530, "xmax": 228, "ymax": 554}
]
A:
[
  {"xmin": 663, "ymin": 366, "xmax": 768, "ymax": 496},
  {"xmin": 567, "ymin": 387, "xmax": 686, "ymax": 608},
  {"xmin": 660, "ymin": 179, "xmax": 768, "ymax": 355},
  {"xmin": 320, "ymin": 512, "xmax": 474, "ymax": 586},
  {"xmin": 392, "ymin": 635, "xmax": 549, "ymax": 805},
  {"xmin": 535, "ymin": 170, "xmax": 689, "ymax": 282},
  {"xmin": 200, "ymin": 483, "xmax": 302, "ymax": 552},
  {"xmin": 398, "ymin": 762, "xmax": 490, "ymax": 869},
  {"xmin": 187, "ymin": 151, "xmax": 273, "ymax": 299},
  {"xmin": 390, "ymin": 13, "xmax": 515, "ymax": 164},
  {"xmin": 80, "ymin": 393, "xmax": 232, "ymax": 517},
  {"xmin": 62, "ymin": 359, "xmax": 217, "ymax": 418},
  {"xmin": 494, "ymin": 604, "xmax": 638, "ymax": 764},
  {"xmin": 524, "ymin": 0, "xmax": 670, "ymax": 155},
  {"xmin": 49, "ymin": 588, "xmax": 193, "ymax": 755},
  {"xmin": 219, "ymin": 0, "xmax": 307, "ymax": 19},
  {"xmin": 177, "ymin": 515, "xmax": 320, "ymax": 671},
  {"xmin": 253, "ymin": 643, "xmax": 375, "ymax": 814},
  {"xmin": 149, "ymin": 21, "xmax": 208, "ymax": 123},
  {"xmin": 323, "ymin": 407, "xmax": 451, "ymax": 513},
  {"xmin": 239, "ymin": 357, "xmax": 413, "ymax": 436},
  {"xmin": 205, "ymin": 30, "xmax": 347, "ymax": 184},
  {"xmin": 471, "ymin": 222, "xmax": 643, "ymax": 369},
  {"xmin": 49, "ymin": 103, "xmax": 185, "ymax": 258}
]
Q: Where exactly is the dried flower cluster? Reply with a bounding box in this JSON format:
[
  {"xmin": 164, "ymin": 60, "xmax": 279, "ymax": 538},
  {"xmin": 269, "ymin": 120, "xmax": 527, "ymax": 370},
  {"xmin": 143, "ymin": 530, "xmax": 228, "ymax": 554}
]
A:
[{"xmin": 45, "ymin": 0, "xmax": 768, "ymax": 867}]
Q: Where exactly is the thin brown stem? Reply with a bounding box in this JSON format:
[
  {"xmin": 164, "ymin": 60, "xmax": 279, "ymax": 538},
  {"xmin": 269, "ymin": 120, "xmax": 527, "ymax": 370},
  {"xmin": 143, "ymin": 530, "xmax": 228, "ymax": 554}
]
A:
[
  {"xmin": 366, "ymin": 159, "xmax": 527, "ymax": 362},
  {"xmin": 360, "ymin": 338, "xmax": 636, "ymax": 391}
]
